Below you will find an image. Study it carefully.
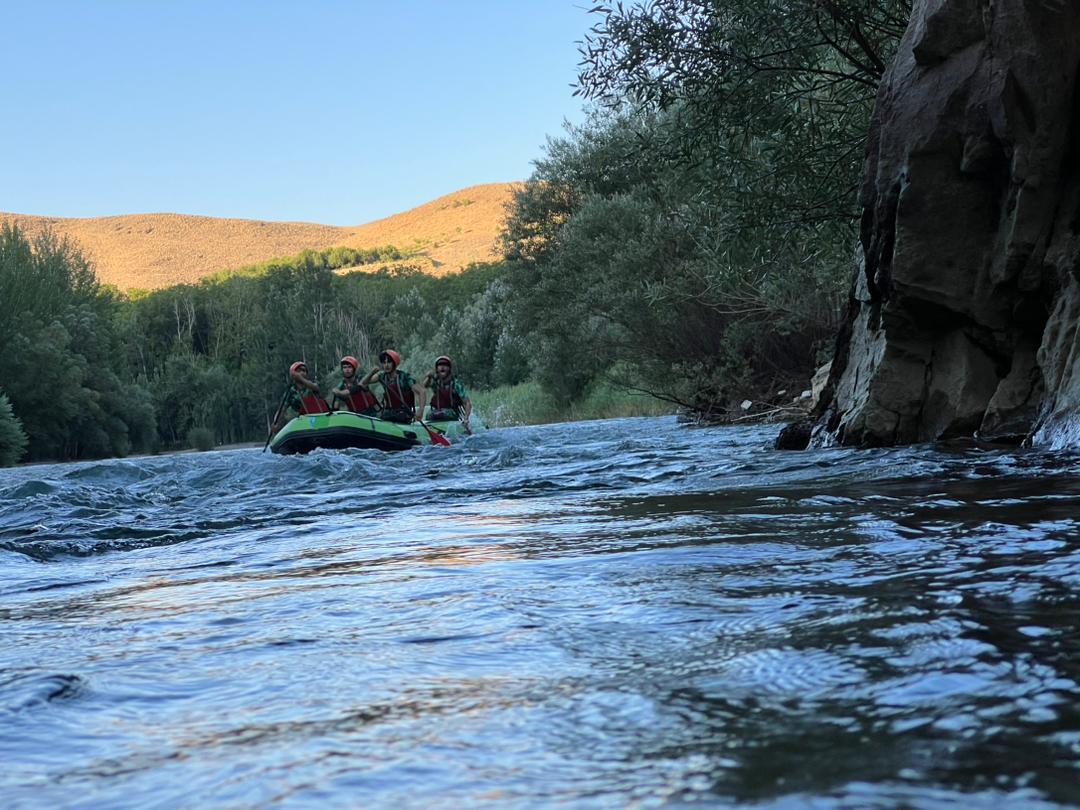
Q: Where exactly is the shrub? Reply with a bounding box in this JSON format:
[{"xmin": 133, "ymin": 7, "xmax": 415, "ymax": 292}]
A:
[
  {"xmin": 471, "ymin": 382, "xmax": 560, "ymax": 427},
  {"xmin": 187, "ymin": 426, "xmax": 216, "ymax": 452},
  {"xmin": 569, "ymin": 378, "xmax": 676, "ymax": 421}
]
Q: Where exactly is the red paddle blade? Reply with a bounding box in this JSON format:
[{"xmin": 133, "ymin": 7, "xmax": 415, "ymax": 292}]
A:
[{"xmin": 421, "ymin": 421, "xmax": 451, "ymax": 447}]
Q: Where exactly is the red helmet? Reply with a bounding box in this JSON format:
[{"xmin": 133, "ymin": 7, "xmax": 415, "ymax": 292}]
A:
[
  {"xmin": 379, "ymin": 349, "xmax": 402, "ymax": 368},
  {"xmin": 435, "ymin": 355, "xmax": 452, "ymax": 368},
  {"xmin": 340, "ymin": 356, "xmax": 359, "ymax": 370},
  {"xmin": 289, "ymin": 361, "xmax": 308, "ymax": 376}
]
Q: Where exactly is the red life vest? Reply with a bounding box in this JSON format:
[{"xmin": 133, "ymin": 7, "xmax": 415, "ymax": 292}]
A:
[
  {"xmin": 297, "ymin": 388, "xmax": 330, "ymax": 414},
  {"xmin": 342, "ymin": 382, "xmax": 378, "ymax": 413},
  {"xmin": 381, "ymin": 372, "xmax": 414, "ymax": 408},
  {"xmin": 430, "ymin": 377, "xmax": 461, "ymax": 410}
]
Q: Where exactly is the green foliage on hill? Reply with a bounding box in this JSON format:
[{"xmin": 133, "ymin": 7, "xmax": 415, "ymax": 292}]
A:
[{"xmin": 205, "ymin": 244, "xmax": 405, "ymax": 284}]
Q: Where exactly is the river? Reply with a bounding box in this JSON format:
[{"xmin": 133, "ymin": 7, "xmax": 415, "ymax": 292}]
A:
[{"xmin": 2, "ymin": 416, "xmax": 1079, "ymax": 807}]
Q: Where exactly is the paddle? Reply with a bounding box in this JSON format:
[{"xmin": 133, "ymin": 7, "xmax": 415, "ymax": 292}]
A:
[
  {"xmin": 262, "ymin": 387, "xmax": 292, "ymax": 453},
  {"xmin": 417, "ymin": 418, "xmax": 451, "ymax": 447}
]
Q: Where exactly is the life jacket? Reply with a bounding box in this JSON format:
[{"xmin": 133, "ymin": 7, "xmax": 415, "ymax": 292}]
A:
[
  {"xmin": 430, "ymin": 376, "xmax": 463, "ymax": 411},
  {"xmin": 296, "ymin": 386, "xmax": 330, "ymax": 415},
  {"xmin": 341, "ymin": 380, "xmax": 379, "ymax": 413},
  {"xmin": 380, "ymin": 371, "xmax": 414, "ymax": 409}
]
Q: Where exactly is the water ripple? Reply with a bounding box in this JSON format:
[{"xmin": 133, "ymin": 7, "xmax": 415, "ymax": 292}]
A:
[{"xmin": 2, "ymin": 417, "xmax": 1080, "ymax": 806}]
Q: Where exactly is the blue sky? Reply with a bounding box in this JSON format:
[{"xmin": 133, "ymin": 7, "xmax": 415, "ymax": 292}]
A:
[{"xmin": 1, "ymin": 1, "xmax": 592, "ymax": 224}]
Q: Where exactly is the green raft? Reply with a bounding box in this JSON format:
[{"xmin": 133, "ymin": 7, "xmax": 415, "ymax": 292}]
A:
[{"xmin": 268, "ymin": 411, "xmax": 473, "ymax": 454}]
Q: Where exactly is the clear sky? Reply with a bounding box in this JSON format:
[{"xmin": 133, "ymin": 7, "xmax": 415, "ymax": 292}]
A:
[{"xmin": 1, "ymin": 1, "xmax": 593, "ymax": 225}]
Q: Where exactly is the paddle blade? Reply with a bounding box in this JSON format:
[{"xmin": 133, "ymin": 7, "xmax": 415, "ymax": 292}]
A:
[{"xmin": 420, "ymin": 421, "xmax": 451, "ymax": 447}]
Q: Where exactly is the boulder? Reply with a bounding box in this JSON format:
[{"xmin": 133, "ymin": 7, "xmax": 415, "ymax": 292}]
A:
[
  {"xmin": 807, "ymin": 0, "xmax": 1080, "ymax": 448},
  {"xmin": 775, "ymin": 419, "xmax": 812, "ymax": 451}
]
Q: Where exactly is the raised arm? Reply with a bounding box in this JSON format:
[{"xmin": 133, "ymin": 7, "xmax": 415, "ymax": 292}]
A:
[{"xmin": 290, "ymin": 370, "xmax": 320, "ymax": 393}]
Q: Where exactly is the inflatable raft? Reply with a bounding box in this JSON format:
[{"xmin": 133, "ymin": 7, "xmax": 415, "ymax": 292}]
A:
[{"xmin": 268, "ymin": 411, "xmax": 473, "ymax": 454}]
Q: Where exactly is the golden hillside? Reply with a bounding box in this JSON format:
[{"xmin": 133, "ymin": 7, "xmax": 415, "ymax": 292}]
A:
[
  {"xmin": 337, "ymin": 183, "xmax": 517, "ymax": 274},
  {"xmin": 0, "ymin": 182, "xmax": 517, "ymax": 290}
]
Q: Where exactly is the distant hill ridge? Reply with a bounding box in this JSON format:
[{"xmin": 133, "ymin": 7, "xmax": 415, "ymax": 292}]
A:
[{"xmin": 0, "ymin": 182, "xmax": 517, "ymax": 290}]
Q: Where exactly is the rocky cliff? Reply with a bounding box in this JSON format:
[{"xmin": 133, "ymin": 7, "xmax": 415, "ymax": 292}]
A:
[{"xmin": 803, "ymin": 0, "xmax": 1080, "ymax": 448}]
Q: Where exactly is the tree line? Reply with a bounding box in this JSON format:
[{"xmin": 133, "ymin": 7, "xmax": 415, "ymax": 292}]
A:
[
  {"xmin": 0, "ymin": 0, "xmax": 913, "ymax": 465},
  {"xmin": 0, "ymin": 223, "xmax": 532, "ymax": 464}
]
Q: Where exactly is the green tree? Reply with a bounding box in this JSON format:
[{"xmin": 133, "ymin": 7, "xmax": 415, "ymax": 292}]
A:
[
  {"xmin": 576, "ymin": 0, "xmax": 910, "ymax": 231},
  {"xmin": 0, "ymin": 224, "xmax": 158, "ymax": 459},
  {"xmin": 502, "ymin": 106, "xmax": 855, "ymax": 410},
  {"xmin": 497, "ymin": 2, "xmax": 911, "ymax": 414},
  {"xmin": 0, "ymin": 392, "xmax": 28, "ymax": 466}
]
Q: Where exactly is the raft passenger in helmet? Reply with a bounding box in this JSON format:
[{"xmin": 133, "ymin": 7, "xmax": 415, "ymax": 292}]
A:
[
  {"xmin": 331, "ymin": 356, "xmax": 380, "ymax": 415},
  {"xmin": 360, "ymin": 349, "xmax": 427, "ymax": 424},
  {"xmin": 272, "ymin": 361, "xmax": 330, "ymax": 432},
  {"xmin": 423, "ymin": 355, "xmax": 472, "ymax": 434}
]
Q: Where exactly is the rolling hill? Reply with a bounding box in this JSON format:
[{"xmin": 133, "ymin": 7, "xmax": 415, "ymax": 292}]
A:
[{"xmin": 0, "ymin": 182, "xmax": 517, "ymax": 290}]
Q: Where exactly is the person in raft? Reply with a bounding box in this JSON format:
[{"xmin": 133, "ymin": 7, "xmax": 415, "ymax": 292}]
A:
[
  {"xmin": 360, "ymin": 349, "xmax": 428, "ymax": 424},
  {"xmin": 272, "ymin": 361, "xmax": 330, "ymax": 432},
  {"xmin": 330, "ymin": 355, "xmax": 380, "ymax": 415},
  {"xmin": 423, "ymin": 355, "xmax": 472, "ymax": 434}
]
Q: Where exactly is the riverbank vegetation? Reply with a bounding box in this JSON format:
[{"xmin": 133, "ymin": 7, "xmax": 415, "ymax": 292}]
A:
[
  {"xmin": 0, "ymin": 1, "xmax": 913, "ymax": 465},
  {"xmin": 0, "ymin": 220, "xmax": 675, "ymax": 464},
  {"xmin": 503, "ymin": 0, "xmax": 909, "ymax": 412}
]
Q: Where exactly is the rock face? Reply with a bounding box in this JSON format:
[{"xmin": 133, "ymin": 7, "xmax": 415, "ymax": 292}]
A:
[{"xmin": 810, "ymin": 0, "xmax": 1080, "ymax": 447}]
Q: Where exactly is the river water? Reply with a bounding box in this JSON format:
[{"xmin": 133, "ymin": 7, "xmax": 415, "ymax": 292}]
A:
[{"xmin": 2, "ymin": 416, "xmax": 1079, "ymax": 807}]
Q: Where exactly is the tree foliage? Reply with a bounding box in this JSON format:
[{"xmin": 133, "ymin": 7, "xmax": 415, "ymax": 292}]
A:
[
  {"xmin": 577, "ymin": 0, "xmax": 910, "ymax": 225},
  {"xmin": 499, "ymin": 0, "xmax": 910, "ymax": 413},
  {"xmin": 0, "ymin": 392, "xmax": 28, "ymax": 466},
  {"xmin": 0, "ymin": 224, "xmax": 532, "ymax": 461},
  {"xmin": 117, "ymin": 259, "xmax": 519, "ymax": 451},
  {"xmin": 0, "ymin": 224, "xmax": 156, "ymax": 460}
]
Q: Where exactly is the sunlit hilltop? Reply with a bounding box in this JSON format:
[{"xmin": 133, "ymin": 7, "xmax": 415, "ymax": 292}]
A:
[{"xmin": 1, "ymin": 182, "xmax": 517, "ymax": 290}]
